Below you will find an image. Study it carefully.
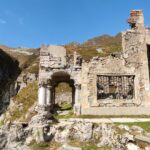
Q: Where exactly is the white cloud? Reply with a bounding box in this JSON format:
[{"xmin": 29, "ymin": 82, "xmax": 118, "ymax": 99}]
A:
[{"xmin": 0, "ymin": 18, "xmax": 7, "ymax": 24}]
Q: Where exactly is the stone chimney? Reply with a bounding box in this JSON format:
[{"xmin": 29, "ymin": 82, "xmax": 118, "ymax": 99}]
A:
[{"xmin": 128, "ymin": 10, "xmax": 144, "ymax": 31}]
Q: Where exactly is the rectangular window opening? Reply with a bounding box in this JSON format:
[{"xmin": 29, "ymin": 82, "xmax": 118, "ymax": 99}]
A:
[{"xmin": 97, "ymin": 75, "xmax": 135, "ymax": 100}]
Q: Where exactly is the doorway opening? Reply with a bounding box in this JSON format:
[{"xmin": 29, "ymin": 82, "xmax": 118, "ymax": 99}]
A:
[
  {"xmin": 51, "ymin": 71, "xmax": 75, "ymax": 114},
  {"xmin": 55, "ymin": 82, "xmax": 73, "ymax": 110}
]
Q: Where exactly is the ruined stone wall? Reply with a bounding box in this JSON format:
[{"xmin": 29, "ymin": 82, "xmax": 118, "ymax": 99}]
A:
[
  {"xmin": 146, "ymin": 28, "xmax": 150, "ymax": 44},
  {"xmin": 81, "ymin": 53, "xmax": 150, "ymax": 115},
  {"xmin": 39, "ymin": 45, "xmax": 67, "ymax": 84},
  {"xmin": 81, "ymin": 10, "xmax": 150, "ymax": 115},
  {"xmin": 122, "ymin": 21, "xmax": 150, "ymax": 107},
  {"xmin": 81, "ymin": 56, "xmax": 138, "ymax": 108},
  {"xmin": 38, "ymin": 10, "xmax": 150, "ymax": 115}
]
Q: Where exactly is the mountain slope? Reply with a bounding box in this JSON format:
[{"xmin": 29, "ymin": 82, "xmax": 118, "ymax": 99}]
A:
[
  {"xmin": 65, "ymin": 33, "xmax": 122, "ymax": 60},
  {"xmin": 83, "ymin": 33, "xmax": 121, "ymax": 47}
]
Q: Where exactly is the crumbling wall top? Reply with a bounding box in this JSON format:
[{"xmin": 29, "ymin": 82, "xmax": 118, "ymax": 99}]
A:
[
  {"xmin": 128, "ymin": 10, "xmax": 144, "ymax": 30},
  {"xmin": 40, "ymin": 45, "xmax": 67, "ymax": 68}
]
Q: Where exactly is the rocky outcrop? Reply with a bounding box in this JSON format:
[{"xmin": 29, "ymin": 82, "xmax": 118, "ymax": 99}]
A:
[
  {"xmin": 1, "ymin": 111, "xmax": 150, "ymax": 150},
  {"xmin": 0, "ymin": 122, "xmax": 30, "ymax": 150},
  {"xmin": 0, "ymin": 49, "xmax": 20, "ymax": 115},
  {"xmin": 0, "ymin": 106, "xmax": 50, "ymax": 149}
]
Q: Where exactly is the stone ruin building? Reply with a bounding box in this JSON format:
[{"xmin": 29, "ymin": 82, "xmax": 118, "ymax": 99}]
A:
[{"xmin": 38, "ymin": 10, "xmax": 150, "ymax": 115}]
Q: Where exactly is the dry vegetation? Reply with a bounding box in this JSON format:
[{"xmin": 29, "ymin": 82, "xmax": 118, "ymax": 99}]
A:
[
  {"xmin": 65, "ymin": 33, "xmax": 122, "ymax": 61},
  {"xmin": 1, "ymin": 81, "xmax": 38, "ymax": 123},
  {"xmin": 55, "ymin": 82, "xmax": 72, "ymax": 94}
]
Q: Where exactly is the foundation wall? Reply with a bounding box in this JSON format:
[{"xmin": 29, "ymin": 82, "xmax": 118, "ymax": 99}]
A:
[{"xmin": 82, "ymin": 107, "xmax": 150, "ymax": 116}]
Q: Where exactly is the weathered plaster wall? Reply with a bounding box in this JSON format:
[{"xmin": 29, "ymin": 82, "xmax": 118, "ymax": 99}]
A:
[{"xmin": 146, "ymin": 28, "xmax": 150, "ymax": 44}]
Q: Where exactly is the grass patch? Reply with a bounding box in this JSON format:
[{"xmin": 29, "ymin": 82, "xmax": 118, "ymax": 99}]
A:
[
  {"xmin": 60, "ymin": 101, "xmax": 72, "ymax": 110},
  {"xmin": 20, "ymin": 54, "xmax": 38, "ymax": 70},
  {"xmin": 115, "ymin": 122, "xmax": 150, "ymax": 132},
  {"xmin": 76, "ymin": 115, "xmax": 150, "ymax": 119},
  {"xmin": 78, "ymin": 47, "xmax": 103, "ymax": 61},
  {"xmin": 30, "ymin": 140, "xmax": 110, "ymax": 150},
  {"xmin": 0, "ymin": 119, "xmax": 4, "ymax": 126},
  {"xmin": 26, "ymin": 63, "xmax": 39, "ymax": 74},
  {"xmin": 5, "ymin": 81, "xmax": 38, "ymax": 122},
  {"xmin": 30, "ymin": 141, "xmax": 49, "ymax": 150},
  {"xmin": 69, "ymin": 140, "xmax": 110, "ymax": 150},
  {"xmin": 66, "ymin": 44, "xmax": 121, "ymax": 61},
  {"xmin": 53, "ymin": 101, "xmax": 74, "ymax": 119},
  {"xmin": 83, "ymin": 145, "xmax": 110, "ymax": 150},
  {"xmin": 55, "ymin": 113, "xmax": 150, "ymax": 120},
  {"xmin": 54, "ymin": 109, "xmax": 75, "ymax": 119},
  {"xmin": 55, "ymin": 82, "xmax": 72, "ymax": 94}
]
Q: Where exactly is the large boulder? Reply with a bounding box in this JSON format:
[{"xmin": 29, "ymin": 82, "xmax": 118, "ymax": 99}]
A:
[
  {"xmin": 96, "ymin": 124, "xmax": 116, "ymax": 147},
  {"xmin": 129, "ymin": 126, "xmax": 144, "ymax": 134},
  {"xmin": 126, "ymin": 142, "xmax": 139, "ymax": 150},
  {"xmin": 70, "ymin": 122, "xmax": 93, "ymax": 141}
]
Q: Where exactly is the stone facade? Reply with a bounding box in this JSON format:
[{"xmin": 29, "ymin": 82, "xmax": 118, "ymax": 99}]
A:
[
  {"xmin": 38, "ymin": 45, "xmax": 82, "ymax": 114},
  {"xmin": 38, "ymin": 10, "xmax": 150, "ymax": 115}
]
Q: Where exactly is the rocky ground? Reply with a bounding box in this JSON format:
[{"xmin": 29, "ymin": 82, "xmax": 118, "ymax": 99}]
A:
[
  {"xmin": 0, "ymin": 104, "xmax": 150, "ymax": 150},
  {"xmin": 0, "ymin": 65, "xmax": 150, "ymax": 149}
]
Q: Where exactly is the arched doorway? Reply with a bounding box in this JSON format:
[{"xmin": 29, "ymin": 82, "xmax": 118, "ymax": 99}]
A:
[
  {"xmin": 38, "ymin": 45, "xmax": 82, "ymax": 115},
  {"xmin": 38, "ymin": 71, "xmax": 81, "ymax": 115},
  {"xmin": 51, "ymin": 71, "xmax": 75, "ymax": 111}
]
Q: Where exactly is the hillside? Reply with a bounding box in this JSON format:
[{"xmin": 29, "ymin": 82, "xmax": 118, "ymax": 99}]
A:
[
  {"xmin": 0, "ymin": 33, "xmax": 122, "ymax": 76},
  {"xmin": 0, "ymin": 45, "xmax": 40, "ymax": 73},
  {"xmin": 83, "ymin": 33, "xmax": 121, "ymax": 46},
  {"xmin": 0, "ymin": 32, "xmax": 122, "ymax": 111},
  {"xmin": 65, "ymin": 33, "xmax": 122, "ymax": 60}
]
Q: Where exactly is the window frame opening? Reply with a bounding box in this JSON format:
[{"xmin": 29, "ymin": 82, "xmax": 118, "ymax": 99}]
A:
[{"xmin": 97, "ymin": 75, "xmax": 135, "ymax": 100}]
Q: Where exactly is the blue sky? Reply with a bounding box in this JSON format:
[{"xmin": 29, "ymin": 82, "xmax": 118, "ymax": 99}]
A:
[{"xmin": 0, "ymin": 0, "xmax": 150, "ymax": 48}]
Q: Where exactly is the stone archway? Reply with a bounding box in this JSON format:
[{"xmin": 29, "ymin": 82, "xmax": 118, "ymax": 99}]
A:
[
  {"xmin": 38, "ymin": 45, "xmax": 82, "ymax": 115},
  {"xmin": 38, "ymin": 70, "xmax": 81, "ymax": 114},
  {"xmin": 50, "ymin": 71, "xmax": 75, "ymax": 108}
]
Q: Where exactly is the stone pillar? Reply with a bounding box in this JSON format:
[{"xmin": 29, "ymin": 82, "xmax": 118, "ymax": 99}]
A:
[
  {"xmin": 38, "ymin": 84, "xmax": 46, "ymax": 106},
  {"xmin": 74, "ymin": 84, "xmax": 81, "ymax": 115},
  {"xmin": 46, "ymin": 85, "xmax": 52, "ymax": 106}
]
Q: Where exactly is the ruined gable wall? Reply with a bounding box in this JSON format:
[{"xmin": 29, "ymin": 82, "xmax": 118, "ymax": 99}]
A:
[
  {"xmin": 81, "ymin": 56, "xmax": 140, "ymax": 109},
  {"xmin": 81, "ymin": 10, "xmax": 150, "ymax": 112},
  {"xmin": 122, "ymin": 30, "xmax": 150, "ymax": 106},
  {"xmin": 81, "ymin": 50, "xmax": 150, "ymax": 115}
]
